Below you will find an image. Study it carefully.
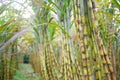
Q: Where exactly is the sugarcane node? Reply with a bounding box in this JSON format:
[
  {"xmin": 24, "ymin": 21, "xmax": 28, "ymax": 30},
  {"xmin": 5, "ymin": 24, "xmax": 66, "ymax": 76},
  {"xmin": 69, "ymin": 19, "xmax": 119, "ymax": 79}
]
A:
[
  {"xmin": 99, "ymin": 46, "xmax": 102, "ymax": 50},
  {"xmin": 94, "ymin": 17, "xmax": 97, "ymax": 21},
  {"xmin": 101, "ymin": 54, "xmax": 107, "ymax": 57},
  {"xmin": 60, "ymin": 18, "xmax": 64, "ymax": 22},
  {"xmin": 84, "ymin": 75, "xmax": 88, "ymax": 78},
  {"xmin": 80, "ymin": 37, "xmax": 83, "ymax": 40},
  {"xmin": 95, "ymin": 69, "xmax": 101, "ymax": 72},
  {"xmin": 93, "ymin": 58, "xmax": 96, "ymax": 61},
  {"xmin": 82, "ymin": 51, "xmax": 86, "ymax": 54},
  {"xmin": 77, "ymin": 5, "xmax": 80, "ymax": 8},
  {"xmin": 79, "ymin": 30, "xmax": 83, "ymax": 33},
  {"xmin": 81, "ymin": 24, "xmax": 85, "ymax": 27},
  {"xmin": 103, "ymin": 63, "xmax": 108, "ymax": 65},
  {"xmin": 91, "ymin": 17, "xmax": 95, "ymax": 21},
  {"xmin": 83, "ymin": 58, "xmax": 88, "ymax": 61},
  {"xmin": 83, "ymin": 66, "xmax": 88, "ymax": 68},
  {"xmin": 83, "ymin": 34, "xmax": 88, "ymax": 37},
  {"xmin": 77, "ymin": 28, "xmax": 80, "ymax": 32},
  {"xmin": 84, "ymin": 45, "xmax": 89, "ymax": 48},
  {"xmin": 76, "ymin": 19, "xmax": 81, "ymax": 24},
  {"xmin": 79, "ymin": 45, "xmax": 84, "ymax": 48},
  {"xmin": 107, "ymin": 64, "xmax": 112, "ymax": 67},
  {"xmin": 105, "ymin": 72, "xmax": 110, "ymax": 75}
]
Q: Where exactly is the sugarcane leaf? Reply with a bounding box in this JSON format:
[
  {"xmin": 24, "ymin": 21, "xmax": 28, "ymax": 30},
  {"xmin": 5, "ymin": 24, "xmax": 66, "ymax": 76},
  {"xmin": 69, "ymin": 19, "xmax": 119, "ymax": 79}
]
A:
[
  {"xmin": 33, "ymin": 27, "xmax": 40, "ymax": 43},
  {"xmin": 42, "ymin": 2, "xmax": 57, "ymax": 14},
  {"xmin": 48, "ymin": 25, "xmax": 56, "ymax": 41},
  {"xmin": 47, "ymin": 1, "xmax": 61, "ymax": 10},
  {"xmin": 48, "ymin": 21, "xmax": 71, "ymax": 38},
  {"xmin": 112, "ymin": 0, "xmax": 120, "ymax": 9}
]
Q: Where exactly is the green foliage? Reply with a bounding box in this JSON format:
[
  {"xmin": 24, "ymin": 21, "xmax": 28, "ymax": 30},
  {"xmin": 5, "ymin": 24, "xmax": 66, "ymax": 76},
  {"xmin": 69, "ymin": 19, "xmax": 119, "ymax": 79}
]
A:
[{"xmin": 112, "ymin": 0, "xmax": 120, "ymax": 9}]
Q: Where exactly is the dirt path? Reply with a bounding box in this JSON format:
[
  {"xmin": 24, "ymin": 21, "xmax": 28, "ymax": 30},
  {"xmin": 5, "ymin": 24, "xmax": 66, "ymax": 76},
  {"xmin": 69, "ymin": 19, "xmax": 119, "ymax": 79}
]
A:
[{"xmin": 13, "ymin": 63, "xmax": 40, "ymax": 80}]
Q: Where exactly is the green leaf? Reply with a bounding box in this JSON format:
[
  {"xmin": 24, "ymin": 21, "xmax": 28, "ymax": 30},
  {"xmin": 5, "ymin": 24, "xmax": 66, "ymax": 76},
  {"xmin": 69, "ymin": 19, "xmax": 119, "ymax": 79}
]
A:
[
  {"xmin": 112, "ymin": 0, "xmax": 120, "ymax": 9},
  {"xmin": 33, "ymin": 27, "xmax": 40, "ymax": 43},
  {"xmin": 48, "ymin": 21, "xmax": 71, "ymax": 38},
  {"xmin": 48, "ymin": 25, "xmax": 55, "ymax": 40}
]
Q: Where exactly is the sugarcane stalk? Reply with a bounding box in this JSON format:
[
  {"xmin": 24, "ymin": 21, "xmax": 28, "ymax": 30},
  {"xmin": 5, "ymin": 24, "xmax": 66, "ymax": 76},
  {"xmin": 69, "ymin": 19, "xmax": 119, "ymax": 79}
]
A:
[{"xmin": 89, "ymin": 0, "xmax": 116, "ymax": 79}]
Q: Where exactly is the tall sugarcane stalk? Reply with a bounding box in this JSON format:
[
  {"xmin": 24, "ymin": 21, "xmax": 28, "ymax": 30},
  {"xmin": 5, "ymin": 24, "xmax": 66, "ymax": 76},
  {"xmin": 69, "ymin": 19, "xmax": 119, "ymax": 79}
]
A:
[
  {"xmin": 88, "ymin": 0, "xmax": 116, "ymax": 79},
  {"xmin": 73, "ymin": 0, "xmax": 93, "ymax": 79}
]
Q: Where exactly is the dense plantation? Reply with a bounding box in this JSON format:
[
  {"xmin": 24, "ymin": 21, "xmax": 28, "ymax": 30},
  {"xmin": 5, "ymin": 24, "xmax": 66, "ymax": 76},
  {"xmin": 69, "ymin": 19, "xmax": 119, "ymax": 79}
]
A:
[{"xmin": 0, "ymin": 0, "xmax": 120, "ymax": 80}]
